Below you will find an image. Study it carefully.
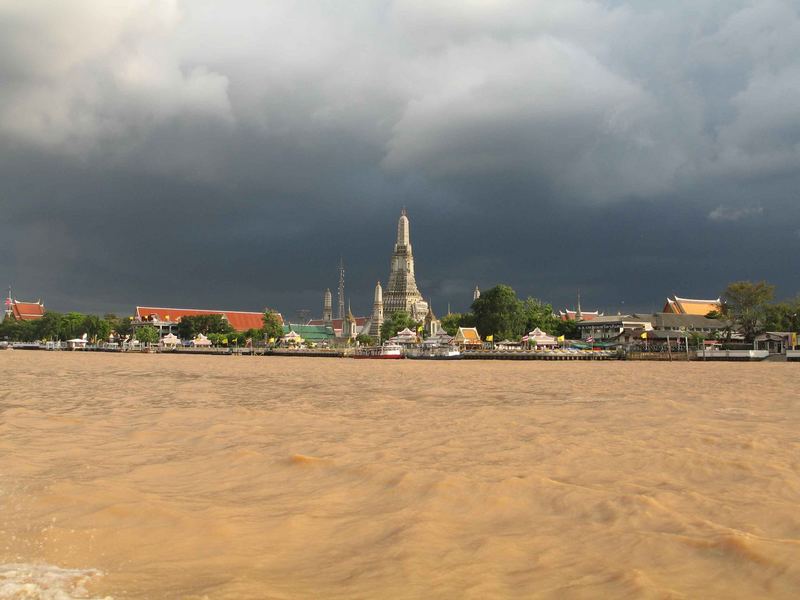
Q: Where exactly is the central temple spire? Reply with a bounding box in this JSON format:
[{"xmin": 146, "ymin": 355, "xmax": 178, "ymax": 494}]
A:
[
  {"xmin": 397, "ymin": 208, "xmax": 410, "ymax": 246},
  {"xmin": 383, "ymin": 209, "xmax": 427, "ymax": 321}
]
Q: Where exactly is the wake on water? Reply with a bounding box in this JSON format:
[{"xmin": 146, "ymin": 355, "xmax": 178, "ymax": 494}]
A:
[{"xmin": 0, "ymin": 564, "xmax": 110, "ymax": 600}]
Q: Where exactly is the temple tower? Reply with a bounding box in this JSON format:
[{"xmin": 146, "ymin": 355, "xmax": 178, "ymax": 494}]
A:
[
  {"xmin": 4, "ymin": 286, "xmax": 12, "ymax": 320},
  {"xmin": 369, "ymin": 281, "xmax": 384, "ymax": 340},
  {"xmin": 383, "ymin": 209, "xmax": 427, "ymax": 320},
  {"xmin": 343, "ymin": 301, "xmax": 357, "ymax": 341},
  {"xmin": 424, "ymin": 301, "xmax": 440, "ymax": 337},
  {"xmin": 323, "ymin": 288, "xmax": 333, "ymax": 325}
]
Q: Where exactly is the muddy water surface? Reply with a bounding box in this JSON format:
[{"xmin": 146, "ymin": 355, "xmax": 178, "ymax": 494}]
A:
[{"xmin": 1, "ymin": 352, "xmax": 799, "ymax": 598}]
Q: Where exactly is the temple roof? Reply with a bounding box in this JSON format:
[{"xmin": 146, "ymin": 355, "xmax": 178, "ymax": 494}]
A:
[
  {"xmin": 135, "ymin": 306, "xmax": 280, "ymax": 332},
  {"xmin": 454, "ymin": 327, "xmax": 481, "ymax": 343},
  {"xmin": 663, "ymin": 296, "xmax": 721, "ymax": 315},
  {"xmin": 8, "ymin": 299, "xmax": 46, "ymax": 321}
]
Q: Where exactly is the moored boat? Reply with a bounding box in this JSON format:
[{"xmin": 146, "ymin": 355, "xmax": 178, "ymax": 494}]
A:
[
  {"xmin": 353, "ymin": 343, "xmax": 404, "ymax": 359},
  {"xmin": 405, "ymin": 346, "xmax": 462, "ymax": 360}
]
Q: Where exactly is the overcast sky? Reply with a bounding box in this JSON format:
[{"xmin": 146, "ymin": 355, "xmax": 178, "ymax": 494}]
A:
[{"xmin": 1, "ymin": 0, "xmax": 799, "ymax": 319}]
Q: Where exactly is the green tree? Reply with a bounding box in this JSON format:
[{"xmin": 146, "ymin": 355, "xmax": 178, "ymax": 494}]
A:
[
  {"xmin": 83, "ymin": 314, "xmax": 111, "ymax": 343},
  {"xmin": 177, "ymin": 314, "xmax": 233, "ymax": 339},
  {"xmin": 244, "ymin": 328, "xmax": 264, "ymax": 344},
  {"xmin": 381, "ymin": 310, "xmax": 419, "ymax": 342},
  {"xmin": 722, "ymin": 280, "xmax": 775, "ymax": 341},
  {"xmin": 440, "ymin": 312, "xmax": 463, "ymax": 336},
  {"xmin": 114, "ymin": 316, "xmax": 133, "ymax": 337},
  {"xmin": 60, "ymin": 312, "xmax": 86, "ymax": 340},
  {"xmin": 33, "ymin": 311, "xmax": 63, "ymax": 340},
  {"xmin": 207, "ymin": 333, "xmax": 229, "ymax": 346},
  {"xmin": 471, "ymin": 284, "xmax": 525, "ymax": 340},
  {"xmin": 554, "ymin": 319, "xmax": 579, "ymax": 339},
  {"xmin": 176, "ymin": 317, "xmax": 196, "ymax": 340},
  {"xmin": 0, "ymin": 318, "xmax": 35, "ymax": 341},
  {"xmin": 355, "ymin": 333, "xmax": 374, "ymax": 346},
  {"xmin": 135, "ymin": 325, "xmax": 159, "ymax": 345},
  {"xmin": 764, "ymin": 298, "xmax": 800, "ymax": 332},
  {"xmin": 522, "ymin": 297, "xmax": 560, "ymax": 334},
  {"xmin": 262, "ymin": 309, "xmax": 284, "ymax": 342}
]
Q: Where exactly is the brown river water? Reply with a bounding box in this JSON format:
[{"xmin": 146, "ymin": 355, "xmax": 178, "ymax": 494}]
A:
[{"xmin": 1, "ymin": 352, "xmax": 799, "ymax": 599}]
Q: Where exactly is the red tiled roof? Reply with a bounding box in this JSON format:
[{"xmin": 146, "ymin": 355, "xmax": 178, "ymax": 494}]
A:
[
  {"xmin": 135, "ymin": 306, "xmax": 282, "ymax": 332},
  {"xmin": 11, "ymin": 300, "xmax": 45, "ymax": 321}
]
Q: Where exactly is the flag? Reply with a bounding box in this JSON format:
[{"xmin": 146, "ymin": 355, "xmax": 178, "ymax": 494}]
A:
[
  {"xmin": 792, "ymin": 332, "xmax": 797, "ymax": 347},
  {"xmin": 486, "ymin": 335, "xmax": 494, "ymax": 342},
  {"xmin": 522, "ymin": 335, "xmax": 529, "ymax": 342},
  {"xmin": 268, "ymin": 337, "xmax": 275, "ymax": 343},
  {"xmin": 417, "ymin": 324, "xmax": 424, "ymax": 332},
  {"xmin": 557, "ymin": 335, "xmax": 565, "ymax": 342},
  {"xmin": 640, "ymin": 331, "xmax": 648, "ymax": 339},
  {"xmin": 586, "ymin": 336, "xmax": 594, "ymax": 343},
  {"xmin": 4, "ymin": 297, "xmax": 11, "ymax": 306}
]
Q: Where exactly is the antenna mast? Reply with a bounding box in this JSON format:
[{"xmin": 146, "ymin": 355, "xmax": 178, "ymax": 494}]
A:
[{"xmin": 337, "ymin": 258, "xmax": 345, "ymax": 320}]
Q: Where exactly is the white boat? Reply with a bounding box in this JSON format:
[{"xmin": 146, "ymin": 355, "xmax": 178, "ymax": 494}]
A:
[
  {"xmin": 353, "ymin": 343, "xmax": 404, "ymax": 359},
  {"xmin": 405, "ymin": 346, "xmax": 462, "ymax": 360}
]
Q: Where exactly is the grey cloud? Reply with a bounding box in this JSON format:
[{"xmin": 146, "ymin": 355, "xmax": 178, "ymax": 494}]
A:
[{"xmin": 1, "ymin": 1, "xmax": 800, "ymax": 316}]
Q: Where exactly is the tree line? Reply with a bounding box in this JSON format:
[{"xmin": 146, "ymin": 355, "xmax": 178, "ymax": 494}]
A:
[
  {"xmin": 0, "ymin": 312, "xmax": 133, "ymax": 343},
  {"xmin": 720, "ymin": 281, "xmax": 799, "ymax": 341},
  {"xmin": 1, "ymin": 282, "xmax": 794, "ymax": 345},
  {"xmin": 439, "ymin": 284, "xmax": 579, "ymax": 341},
  {"xmin": 377, "ymin": 284, "xmax": 578, "ymax": 343},
  {"xmin": 380, "ymin": 280, "xmax": 799, "ymax": 343},
  {"xmin": 0, "ymin": 309, "xmax": 284, "ymax": 345}
]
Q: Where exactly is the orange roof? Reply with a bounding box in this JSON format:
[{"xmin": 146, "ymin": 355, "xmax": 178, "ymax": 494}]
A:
[
  {"xmin": 10, "ymin": 300, "xmax": 45, "ymax": 321},
  {"xmin": 455, "ymin": 327, "xmax": 482, "ymax": 343},
  {"xmin": 663, "ymin": 296, "xmax": 721, "ymax": 316},
  {"xmin": 135, "ymin": 306, "xmax": 282, "ymax": 332}
]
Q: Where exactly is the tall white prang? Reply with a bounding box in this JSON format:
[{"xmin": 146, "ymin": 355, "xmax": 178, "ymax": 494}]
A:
[{"xmin": 383, "ymin": 209, "xmax": 428, "ymax": 321}]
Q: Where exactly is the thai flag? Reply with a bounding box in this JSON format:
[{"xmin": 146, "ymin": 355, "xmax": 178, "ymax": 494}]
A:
[
  {"xmin": 586, "ymin": 336, "xmax": 594, "ymax": 343},
  {"xmin": 4, "ymin": 297, "xmax": 10, "ymax": 306},
  {"xmin": 522, "ymin": 335, "xmax": 529, "ymax": 342}
]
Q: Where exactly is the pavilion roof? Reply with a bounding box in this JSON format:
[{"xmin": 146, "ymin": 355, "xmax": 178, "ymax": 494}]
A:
[
  {"xmin": 8, "ymin": 299, "xmax": 45, "ymax": 321},
  {"xmin": 455, "ymin": 327, "xmax": 481, "ymax": 342},
  {"xmin": 135, "ymin": 306, "xmax": 281, "ymax": 332},
  {"xmin": 663, "ymin": 296, "xmax": 721, "ymax": 316}
]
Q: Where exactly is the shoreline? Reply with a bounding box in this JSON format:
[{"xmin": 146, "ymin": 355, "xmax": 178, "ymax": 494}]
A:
[{"xmin": 2, "ymin": 342, "xmax": 790, "ymax": 361}]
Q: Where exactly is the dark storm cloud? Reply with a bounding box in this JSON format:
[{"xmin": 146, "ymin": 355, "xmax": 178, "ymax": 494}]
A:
[{"xmin": 1, "ymin": 0, "xmax": 799, "ymax": 318}]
